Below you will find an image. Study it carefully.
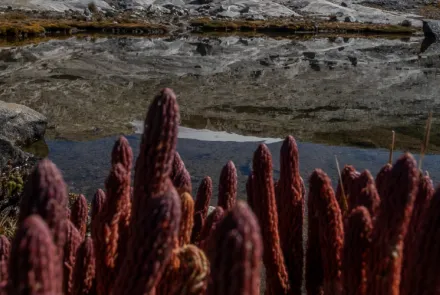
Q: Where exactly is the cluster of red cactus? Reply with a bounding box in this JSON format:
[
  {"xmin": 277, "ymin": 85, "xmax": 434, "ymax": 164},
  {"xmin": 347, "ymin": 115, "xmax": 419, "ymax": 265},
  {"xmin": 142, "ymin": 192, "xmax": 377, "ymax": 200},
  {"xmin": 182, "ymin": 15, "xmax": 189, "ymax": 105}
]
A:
[{"xmin": 0, "ymin": 87, "xmax": 439, "ymax": 295}]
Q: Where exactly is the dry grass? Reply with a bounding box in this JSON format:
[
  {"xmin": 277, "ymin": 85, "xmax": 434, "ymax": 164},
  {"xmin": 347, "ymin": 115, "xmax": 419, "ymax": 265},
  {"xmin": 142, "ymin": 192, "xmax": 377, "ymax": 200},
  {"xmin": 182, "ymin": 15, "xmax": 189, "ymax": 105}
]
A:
[
  {"xmin": 190, "ymin": 18, "xmax": 417, "ymax": 35},
  {"xmin": 419, "ymin": 4, "xmax": 440, "ymax": 20}
]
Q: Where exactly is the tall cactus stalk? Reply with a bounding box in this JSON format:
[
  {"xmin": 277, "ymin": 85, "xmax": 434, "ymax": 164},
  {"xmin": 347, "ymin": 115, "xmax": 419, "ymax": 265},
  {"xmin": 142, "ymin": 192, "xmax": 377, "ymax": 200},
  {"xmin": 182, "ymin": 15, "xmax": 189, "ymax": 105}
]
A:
[
  {"xmin": 307, "ymin": 169, "xmax": 344, "ymax": 295},
  {"xmin": 171, "ymin": 152, "xmax": 192, "ymax": 196},
  {"xmin": 342, "ymin": 206, "xmax": 372, "ymax": 295},
  {"xmin": 91, "ymin": 189, "xmax": 106, "ymax": 256},
  {"xmin": 191, "ymin": 176, "xmax": 212, "ymax": 244},
  {"xmin": 70, "ymin": 194, "xmax": 88, "ymax": 240},
  {"xmin": 179, "ymin": 192, "xmax": 194, "ymax": 246},
  {"xmin": 367, "ymin": 153, "xmax": 419, "ymax": 295},
  {"xmin": 375, "ymin": 163, "xmax": 392, "ymax": 199},
  {"xmin": 63, "ymin": 220, "xmax": 82, "ymax": 295},
  {"xmin": 198, "ymin": 207, "xmax": 225, "ymax": 251},
  {"xmin": 217, "ymin": 161, "xmax": 237, "ymax": 211},
  {"xmin": 276, "ymin": 136, "xmax": 304, "ymax": 295},
  {"xmin": 72, "ymin": 237, "xmax": 96, "ymax": 295},
  {"xmin": 0, "ymin": 236, "xmax": 10, "ymax": 285},
  {"xmin": 207, "ymin": 201, "xmax": 263, "ymax": 295},
  {"xmin": 335, "ymin": 165, "xmax": 359, "ymax": 216},
  {"xmin": 251, "ymin": 144, "xmax": 290, "ymax": 295},
  {"xmin": 349, "ymin": 170, "xmax": 380, "ymax": 218},
  {"xmin": 8, "ymin": 215, "xmax": 60, "ymax": 295}
]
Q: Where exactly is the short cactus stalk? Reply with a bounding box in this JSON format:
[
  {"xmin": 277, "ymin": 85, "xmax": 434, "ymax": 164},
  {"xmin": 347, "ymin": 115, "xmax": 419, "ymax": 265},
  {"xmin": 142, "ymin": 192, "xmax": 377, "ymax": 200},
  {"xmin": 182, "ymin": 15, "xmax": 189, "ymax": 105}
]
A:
[
  {"xmin": 276, "ymin": 136, "xmax": 304, "ymax": 294},
  {"xmin": 171, "ymin": 152, "xmax": 192, "ymax": 196},
  {"xmin": 366, "ymin": 153, "xmax": 419, "ymax": 295},
  {"xmin": 307, "ymin": 169, "xmax": 344, "ymax": 295},
  {"xmin": 18, "ymin": 159, "xmax": 68, "ymax": 294},
  {"xmin": 131, "ymin": 88, "xmax": 179, "ymax": 224},
  {"xmin": 251, "ymin": 144, "xmax": 290, "ymax": 295},
  {"xmin": 400, "ymin": 171, "xmax": 434, "ymax": 292},
  {"xmin": 349, "ymin": 170, "xmax": 380, "ymax": 218},
  {"xmin": 400, "ymin": 187, "xmax": 440, "ymax": 295},
  {"xmin": 342, "ymin": 206, "xmax": 373, "ymax": 295},
  {"xmin": 63, "ymin": 220, "xmax": 83, "ymax": 295},
  {"xmin": 113, "ymin": 181, "xmax": 181, "ymax": 295},
  {"xmin": 91, "ymin": 189, "xmax": 106, "ymax": 241},
  {"xmin": 375, "ymin": 163, "xmax": 392, "ymax": 199},
  {"xmin": 198, "ymin": 207, "xmax": 225, "ymax": 250},
  {"xmin": 157, "ymin": 245, "xmax": 210, "ymax": 295},
  {"xmin": 206, "ymin": 201, "xmax": 263, "ymax": 295},
  {"xmin": 72, "ymin": 237, "xmax": 96, "ymax": 295},
  {"xmin": 335, "ymin": 165, "xmax": 359, "ymax": 216},
  {"xmin": 70, "ymin": 194, "xmax": 88, "ymax": 240},
  {"xmin": 179, "ymin": 192, "xmax": 194, "ymax": 246},
  {"xmin": 0, "ymin": 236, "xmax": 10, "ymax": 284},
  {"xmin": 191, "ymin": 176, "xmax": 212, "ymax": 244},
  {"xmin": 217, "ymin": 161, "xmax": 237, "ymax": 211},
  {"xmin": 8, "ymin": 215, "xmax": 60, "ymax": 295}
]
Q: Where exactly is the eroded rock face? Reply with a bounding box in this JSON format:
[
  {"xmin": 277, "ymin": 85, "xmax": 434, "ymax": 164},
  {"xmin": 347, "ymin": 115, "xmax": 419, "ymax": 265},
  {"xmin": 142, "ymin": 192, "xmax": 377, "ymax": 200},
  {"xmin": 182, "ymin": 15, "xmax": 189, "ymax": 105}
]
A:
[
  {"xmin": 0, "ymin": 101, "xmax": 47, "ymax": 147},
  {"xmin": 0, "ymin": 136, "xmax": 35, "ymax": 168},
  {"xmin": 423, "ymin": 19, "xmax": 440, "ymax": 39}
]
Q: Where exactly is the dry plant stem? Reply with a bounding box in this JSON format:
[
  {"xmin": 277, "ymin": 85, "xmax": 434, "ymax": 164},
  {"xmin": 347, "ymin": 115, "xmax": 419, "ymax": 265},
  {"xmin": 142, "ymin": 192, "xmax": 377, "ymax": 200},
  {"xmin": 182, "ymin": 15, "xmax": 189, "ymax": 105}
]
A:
[
  {"xmin": 388, "ymin": 130, "xmax": 395, "ymax": 165},
  {"xmin": 277, "ymin": 136, "xmax": 303, "ymax": 295},
  {"xmin": 191, "ymin": 176, "xmax": 212, "ymax": 244},
  {"xmin": 252, "ymin": 144, "xmax": 290, "ymax": 295},
  {"xmin": 217, "ymin": 161, "xmax": 238, "ymax": 211},
  {"xmin": 207, "ymin": 201, "xmax": 263, "ymax": 295},
  {"xmin": 342, "ymin": 206, "xmax": 372, "ymax": 295},
  {"xmin": 366, "ymin": 153, "xmax": 419, "ymax": 295},
  {"xmin": 418, "ymin": 111, "xmax": 432, "ymax": 171},
  {"xmin": 307, "ymin": 169, "xmax": 344, "ymax": 295}
]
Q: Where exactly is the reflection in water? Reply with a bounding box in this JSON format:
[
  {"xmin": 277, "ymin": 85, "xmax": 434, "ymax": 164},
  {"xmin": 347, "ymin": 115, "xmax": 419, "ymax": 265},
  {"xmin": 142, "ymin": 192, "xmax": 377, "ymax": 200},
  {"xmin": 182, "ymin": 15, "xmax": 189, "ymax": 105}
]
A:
[{"xmin": 47, "ymin": 127, "xmax": 440, "ymax": 202}]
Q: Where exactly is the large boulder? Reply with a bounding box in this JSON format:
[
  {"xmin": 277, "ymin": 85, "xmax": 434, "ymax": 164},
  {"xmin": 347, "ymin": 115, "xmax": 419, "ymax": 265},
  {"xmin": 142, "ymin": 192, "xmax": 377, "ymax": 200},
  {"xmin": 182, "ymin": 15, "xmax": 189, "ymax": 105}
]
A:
[
  {"xmin": 423, "ymin": 19, "xmax": 440, "ymax": 40},
  {"xmin": 0, "ymin": 136, "xmax": 36, "ymax": 168},
  {"xmin": 0, "ymin": 101, "xmax": 47, "ymax": 147}
]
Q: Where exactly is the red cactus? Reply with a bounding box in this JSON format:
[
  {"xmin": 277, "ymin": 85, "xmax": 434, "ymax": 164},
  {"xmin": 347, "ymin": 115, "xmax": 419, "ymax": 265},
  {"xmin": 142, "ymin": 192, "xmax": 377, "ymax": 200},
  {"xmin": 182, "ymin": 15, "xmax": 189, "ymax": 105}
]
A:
[
  {"xmin": 207, "ymin": 201, "xmax": 263, "ymax": 295},
  {"xmin": 400, "ymin": 187, "xmax": 440, "ymax": 295},
  {"xmin": 63, "ymin": 220, "xmax": 83, "ymax": 295},
  {"xmin": 8, "ymin": 215, "xmax": 60, "ymax": 295},
  {"xmin": 366, "ymin": 153, "xmax": 419, "ymax": 295},
  {"xmin": 91, "ymin": 189, "xmax": 106, "ymax": 257},
  {"xmin": 71, "ymin": 194, "xmax": 88, "ymax": 240},
  {"xmin": 307, "ymin": 169, "xmax": 344, "ymax": 295},
  {"xmin": 342, "ymin": 206, "xmax": 372, "ymax": 295},
  {"xmin": 179, "ymin": 192, "xmax": 195, "ymax": 246},
  {"xmin": 198, "ymin": 207, "xmax": 225, "ymax": 250},
  {"xmin": 72, "ymin": 237, "xmax": 96, "ymax": 295},
  {"xmin": 217, "ymin": 161, "xmax": 237, "ymax": 211},
  {"xmin": 18, "ymin": 159, "xmax": 68, "ymax": 293},
  {"xmin": 251, "ymin": 144, "xmax": 290, "ymax": 294},
  {"xmin": 131, "ymin": 88, "xmax": 179, "ymax": 224},
  {"xmin": 335, "ymin": 165, "xmax": 359, "ymax": 216},
  {"xmin": 375, "ymin": 163, "xmax": 392, "ymax": 199},
  {"xmin": 276, "ymin": 135, "xmax": 304, "ymax": 294},
  {"xmin": 0, "ymin": 236, "xmax": 10, "ymax": 284},
  {"xmin": 111, "ymin": 136, "xmax": 133, "ymax": 172},
  {"xmin": 113, "ymin": 180, "xmax": 181, "ymax": 295},
  {"xmin": 174, "ymin": 167, "xmax": 193, "ymax": 196},
  {"xmin": 400, "ymin": 172, "xmax": 434, "ymax": 292},
  {"xmin": 171, "ymin": 152, "xmax": 185, "ymax": 181},
  {"xmin": 157, "ymin": 245, "xmax": 210, "ymax": 295},
  {"xmin": 191, "ymin": 176, "xmax": 212, "ymax": 244},
  {"xmin": 349, "ymin": 170, "xmax": 380, "ymax": 218},
  {"xmin": 246, "ymin": 173, "xmax": 255, "ymax": 210}
]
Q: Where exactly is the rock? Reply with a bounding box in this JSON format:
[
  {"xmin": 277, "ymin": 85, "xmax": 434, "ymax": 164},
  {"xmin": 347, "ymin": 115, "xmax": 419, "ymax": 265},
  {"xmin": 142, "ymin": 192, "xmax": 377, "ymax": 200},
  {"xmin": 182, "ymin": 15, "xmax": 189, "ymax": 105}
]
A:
[
  {"xmin": 0, "ymin": 136, "xmax": 35, "ymax": 168},
  {"xmin": 401, "ymin": 19, "xmax": 412, "ymax": 27},
  {"xmin": 0, "ymin": 101, "xmax": 47, "ymax": 147},
  {"xmin": 341, "ymin": 1, "xmax": 348, "ymax": 7},
  {"xmin": 423, "ymin": 19, "xmax": 440, "ymax": 39}
]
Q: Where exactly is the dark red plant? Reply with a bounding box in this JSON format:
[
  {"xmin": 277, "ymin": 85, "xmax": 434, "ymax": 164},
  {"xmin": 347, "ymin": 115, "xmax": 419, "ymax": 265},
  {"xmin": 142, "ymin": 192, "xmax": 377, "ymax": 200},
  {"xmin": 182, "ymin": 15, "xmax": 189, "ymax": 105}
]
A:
[
  {"xmin": 191, "ymin": 176, "xmax": 212, "ymax": 244},
  {"xmin": 217, "ymin": 161, "xmax": 237, "ymax": 211},
  {"xmin": 0, "ymin": 236, "xmax": 10, "ymax": 284},
  {"xmin": 72, "ymin": 237, "xmax": 96, "ymax": 295},
  {"xmin": 70, "ymin": 194, "xmax": 88, "ymax": 240}
]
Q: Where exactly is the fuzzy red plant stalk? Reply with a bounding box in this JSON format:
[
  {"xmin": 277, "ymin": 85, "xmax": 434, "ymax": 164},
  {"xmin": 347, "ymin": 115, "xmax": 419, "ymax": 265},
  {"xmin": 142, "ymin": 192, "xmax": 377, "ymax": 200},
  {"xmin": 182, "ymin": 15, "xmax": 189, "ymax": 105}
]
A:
[
  {"xmin": 0, "ymin": 236, "xmax": 10, "ymax": 284},
  {"xmin": 71, "ymin": 194, "xmax": 88, "ymax": 240},
  {"xmin": 349, "ymin": 170, "xmax": 380, "ymax": 218},
  {"xmin": 400, "ymin": 171, "xmax": 434, "ymax": 292},
  {"xmin": 96, "ymin": 163, "xmax": 131, "ymax": 295},
  {"xmin": 113, "ymin": 180, "xmax": 181, "ymax": 295},
  {"xmin": 174, "ymin": 167, "xmax": 193, "ymax": 196},
  {"xmin": 342, "ymin": 206, "xmax": 372, "ymax": 295},
  {"xmin": 207, "ymin": 201, "xmax": 263, "ymax": 295},
  {"xmin": 366, "ymin": 153, "xmax": 419, "ymax": 295},
  {"xmin": 335, "ymin": 165, "xmax": 359, "ymax": 216},
  {"xmin": 63, "ymin": 220, "xmax": 82, "ymax": 295},
  {"xmin": 252, "ymin": 144, "xmax": 290, "ymax": 295},
  {"xmin": 157, "ymin": 245, "xmax": 210, "ymax": 295},
  {"xmin": 246, "ymin": 173, "xmax": 255, "ymax": 210},
  {"xmin": 400, "ymin": 187, "xmax": 440, "ymax": 295},
  {"xmin": 276, "ymin": 135, "xmax": 304, "ymax": 294},
  {"xmin": 217, "ymin": 161, "xmax": 237, "ymax": 211},
  {"xmin": 111, "ymin": 136, "xmax": 133, "ymax": 172},
  {"xmin": 91, "ymin": 189, "xmax": 106, "ymax": 246},
  {"xmin": 307, "ymin": 169, "xmax": 344, "ymax": 295},
  {"xmin": 375, "ymin": 163, "xmax": 392, "ymax": 199},
  {"xmin": 191, "ymin": 176, "xmax": 212, "ymax": 244},
  {"xmin": 18, "ymin": 158, "xmax": 68, "ymax": 294},
  {"xmin": 171, "ymin": 151, "xmax": 185, "ymax": 181},
  {"xmin": 179, "ymin": 192, "xmax": 195, "ymax": 246},
  {"xmin": 131, "ymin": 88, "xmax": 179, "ymax": 224},
  {"xmin": 72, "ymin": 237, "xmax": 96, "ymax": 295},
  {"xmin": 8, "ymin": 215, "xmax": 60, "ymax": 295},
  {"xmin": 198, "ymin": 207, "xmax": 225, "ymax": 250}
]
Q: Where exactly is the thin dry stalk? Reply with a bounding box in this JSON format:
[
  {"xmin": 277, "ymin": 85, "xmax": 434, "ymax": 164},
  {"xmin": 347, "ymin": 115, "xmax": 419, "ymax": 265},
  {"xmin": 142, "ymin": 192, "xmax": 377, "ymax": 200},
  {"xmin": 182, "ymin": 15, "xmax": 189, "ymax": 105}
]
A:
[{"xmin": 419, "ymin": 112, "xmax": 433, "ymax": 171}]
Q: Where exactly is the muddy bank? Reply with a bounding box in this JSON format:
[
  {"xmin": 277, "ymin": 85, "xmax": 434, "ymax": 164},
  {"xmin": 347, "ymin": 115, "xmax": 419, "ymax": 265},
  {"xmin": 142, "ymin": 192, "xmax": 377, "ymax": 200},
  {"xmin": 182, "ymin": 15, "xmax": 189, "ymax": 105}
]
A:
[{"xmin": 0, "ymin": 34, "xmax": 438, "ymax": 152}]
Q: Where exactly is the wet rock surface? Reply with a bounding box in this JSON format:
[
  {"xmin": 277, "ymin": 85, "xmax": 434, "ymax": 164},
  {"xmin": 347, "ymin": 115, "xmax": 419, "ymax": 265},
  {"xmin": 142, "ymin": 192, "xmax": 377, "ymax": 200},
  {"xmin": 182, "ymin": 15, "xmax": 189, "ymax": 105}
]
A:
[{"xmin": 0, "ymin": 35, "xmax": 438, "ymax": 152}]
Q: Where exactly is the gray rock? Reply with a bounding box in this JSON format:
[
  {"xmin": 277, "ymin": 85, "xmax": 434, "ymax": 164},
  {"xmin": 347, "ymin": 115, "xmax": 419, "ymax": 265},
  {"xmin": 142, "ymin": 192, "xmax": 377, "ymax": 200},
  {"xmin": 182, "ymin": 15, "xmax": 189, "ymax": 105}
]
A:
[
  {"xmin": 207, "ymin": 206, "xmax": 216, "ymax": 215},
  {"xmin": 217, "ymin": 8, "xmax": 240, "ymax": 18},
  {"xmin": 423, "ymin": 19, "xmax": 440, "ymax": 40},
  {"xmin": 0, "ymin": 101, "xmax": 47, "ymax": 147},
  {"xmin": 0, "ymin": 136, "xmax": 35, "ymax": 168}
]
